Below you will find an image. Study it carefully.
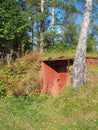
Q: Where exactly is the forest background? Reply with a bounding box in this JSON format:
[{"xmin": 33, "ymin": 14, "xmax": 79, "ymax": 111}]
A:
[
  {"xmin": 0, "ymin": 0, "xmax": 98, "ymax": 58},
  {"xmin": 0, "ymin": 1, "xmax": 98, "ymax": 129}
]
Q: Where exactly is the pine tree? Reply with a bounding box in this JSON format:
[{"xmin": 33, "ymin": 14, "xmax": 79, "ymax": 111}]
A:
[{"xmin": 0, "ymin": 0, "xmax": 29, "ymax": 56}]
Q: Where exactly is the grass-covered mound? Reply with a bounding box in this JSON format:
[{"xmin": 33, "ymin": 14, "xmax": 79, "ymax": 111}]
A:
[
  {"xmin": 0, "ymin": 51, "xmax": 41, "ymax": 97},
  {"xmin": 0, "ymin": 50, "xmax": 98, "ymax": 130}
]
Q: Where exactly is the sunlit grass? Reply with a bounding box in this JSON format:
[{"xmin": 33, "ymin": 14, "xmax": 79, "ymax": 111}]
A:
[
  {"xmin": 87, "ymin": 51, "xmax": 98, "ymax": 58},
  {"xmin": 43, "ymin": 50, "xmax": 98, "ymax": 60},
  {"xmin": 0, "ymin": 50, "xmax": 98, "ymax": 130},
  {"xmin": 44, "ymin": 49, "xmax": 75, "ymax": 60},
  {"xmin": 0, "ymin": 80, "xmax": 98, "ymax": 130}
]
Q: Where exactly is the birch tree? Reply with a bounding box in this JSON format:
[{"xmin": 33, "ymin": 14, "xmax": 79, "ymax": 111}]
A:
[
  {"xmin": 40, "ymin": 0, "xmax": 44, "ymax": 52},
  {"xmin": 73, "ymin": 0, "xmax": 92, "ymax": 88}
]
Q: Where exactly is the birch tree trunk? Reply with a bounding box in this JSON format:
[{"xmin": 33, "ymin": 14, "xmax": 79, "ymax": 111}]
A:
[
  {"xmin": 73, "ymin": 0, "xmax": 92, "ymax": 89},
  {"xmin": 51, "ymin": 7, "xmax": 54, "ymax": 31},
  {"xmin": 51, "ymin": 6, "xmax": 55, "ymax": 44},
  {"xmin": 40, "ymin": 0, "xmax": 44, "ymax": 53}
]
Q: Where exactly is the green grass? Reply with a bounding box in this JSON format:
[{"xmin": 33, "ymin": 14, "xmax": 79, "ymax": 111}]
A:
[
  {"xmin": 87, "ymin": 51, "xmax": 98, "ymax": 58},
  {"xmin": 0, "ymin": 81, "xmax": 98, "ymax": 130},
  {"xmin": 0, "ymin": 51, "xmax": 98, "ymax": 130},
  {"xmin": 44, "ymin": 49, "xmax": 75, "ymax": 60},
  {"xmin": 44, "ymin": 49, "xmax": 98, "ymax": 60}
]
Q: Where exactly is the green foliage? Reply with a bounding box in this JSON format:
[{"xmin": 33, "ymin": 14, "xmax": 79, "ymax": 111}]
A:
[
  {"xmin": 0, "ymin": 0, "xmax": 29, "ymax": 39},
  {"xmin": 26, "ymin": 0, "xmax": 79, "ymax": 51},
  {"xmin": 46, "ymin": 42, "xmax": 68, "ymax": 52},
  {"xmin": 87, "ymin": 41, "xmax": 95, "ymax": 52},
  {"xmin": 0, "ymin": 0, "xmax": 98, "ymax": 54},
  {"xmin": 0, "ymin": 52, "xmax": 37, "ymax": 96},
  {"xmin": 0, "ymin": 51, "xmax": 41, "ymax": 97},
  {"xmin": 0, "ymin": 0, "xmax": 30, "ymax": 55}
]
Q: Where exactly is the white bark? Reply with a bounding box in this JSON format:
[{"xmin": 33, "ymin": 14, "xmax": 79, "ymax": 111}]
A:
[
  {"xmin": 51, "ymin": 7, "xmax": 54, "ymax": 31},
  {"xmin": 73, "ymin": 0, "xmax": 92, "ymax": 88},
  {"xmin": 40, "ymin": 0, "xmax": 44, "ymax": 53},
  {"xmin": 41, "ymin": 0, "xmax": 44, "ymax": 12}
]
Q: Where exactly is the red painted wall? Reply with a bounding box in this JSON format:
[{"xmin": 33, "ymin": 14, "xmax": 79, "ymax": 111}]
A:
[
  {"xmin": 40, "ymin": 62, "xmax": 58, "ymax": 95},
  {"xmin": 40, "ymin": 60, "xmax": 71, "ymax": 96},
  {"xmin": 86, "ymin": 58, "xmax": 98, "ymax": 66}
]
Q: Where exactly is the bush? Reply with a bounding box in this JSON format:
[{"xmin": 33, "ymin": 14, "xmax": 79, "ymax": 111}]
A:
[{"xmin": 46, "ymin": 42, "xmax": 69, "ymax": 52}]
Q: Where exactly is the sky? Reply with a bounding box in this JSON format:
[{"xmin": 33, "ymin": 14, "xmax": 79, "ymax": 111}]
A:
[{"xmin": 16, "ymin": 0, "xmax": 89, "ymax": 38}]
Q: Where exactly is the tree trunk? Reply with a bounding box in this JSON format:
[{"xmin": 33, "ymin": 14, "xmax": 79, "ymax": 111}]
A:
[
  {"xmin": 51, "ymin": 7, "xmax": 54, "ymax": 31},
  {"xmin": 40, "ymin": 0, "xmax": 44, "ymax": 53},
  {"xmin": 73, "ymin": 0, "xmax": 92, "ymax": 89},
  {"xmin": 51, "ymin": 6, "xmax": 55, "ymax": 45}
]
